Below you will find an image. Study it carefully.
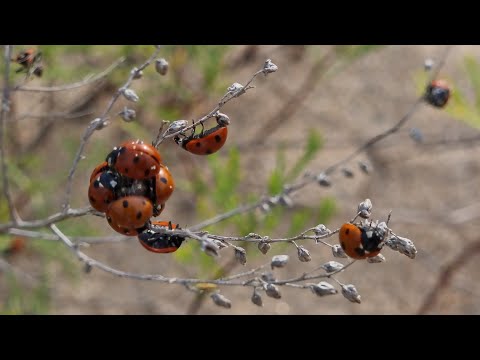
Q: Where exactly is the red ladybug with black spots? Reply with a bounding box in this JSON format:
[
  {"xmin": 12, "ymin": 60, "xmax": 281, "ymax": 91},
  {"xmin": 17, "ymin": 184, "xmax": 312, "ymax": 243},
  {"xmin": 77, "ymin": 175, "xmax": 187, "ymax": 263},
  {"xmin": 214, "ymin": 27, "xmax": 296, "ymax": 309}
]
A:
[
  {"xmin": 107, "ymin": 140, "xmax": 162, "ymax": 180},
  {"xmin": 106, "ymin": 196, "xmax": 153, "ymax": 236},
  {"xmin": 88, "ymin": 169, "xmax": 120, "ymax": 213},
  {"xmin": 174, "ymin": 117, "xmax": 229, "ymax": 156},
  {"xmin": 138, "ymin": 221, "xmax": 185, "ymax": 253},
  {"xmin": 338, "ymin": 223, "xmax": 385, "ymax": 260}
]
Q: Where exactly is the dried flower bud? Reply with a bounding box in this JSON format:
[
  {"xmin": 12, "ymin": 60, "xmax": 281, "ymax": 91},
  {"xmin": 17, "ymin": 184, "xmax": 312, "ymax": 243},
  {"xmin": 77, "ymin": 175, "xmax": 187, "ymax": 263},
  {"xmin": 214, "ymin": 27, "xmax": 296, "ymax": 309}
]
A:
[
  {"xmin": 271, "ymin": 255, "xmax": 289, "ymax": 269},
  {"xmin": 357, "ymin": 198, "xmax": 373, "ymax": 219},
  {"xmin": 409, "ymin": 128, "xmax": 424, "ymax": 143},
  {"xmin": 297, "ymin": 246, "xmax": 311, "ymax": 262},
  {"xmin": 261, "ymin": 272, "xmax": 276, "ymax": 283},
  {"xmin": 122, "ymin": 88, "xmax": 139, "ymax": 102},
  {"xmin": 215, "ymin": 112, "xmax": 230, "ymax": 126},
  {"xmin": 251, "ymin": 289, "xmax": 263, "ymax": 307},
  {"xmin": 155, "ymin": 58, "xmax": 169, "ymax": 75},
  {"xmin": 264, "ymin": 283, "xmax": 281, "ymax": 299},
  {"xmin": 321, "ymin": 261, "xmax": 344, "ymax": 273},
  {"xmin": 211, "ymin": 293, "xmax": 232, "ymax": 309},
  {"xmin": 258, "ymin": 241, "xmax": 271, "ymax": 255},
  {"xmin": 279, "ymin": 194, "xmax": 294, "ymax": 208},
  {"xmin": 84, "ymin": 263, "xmax": 93, "ymax": 274},
  {"xmin": 367, "ymin": 254, "xmax": 386, "ymax": 263},
  {"xmin": 314, "ymin": 224, "xmax": 331, "ymax": 237},
  {"xmin": 341, "ymin": 284, "xmax": 361, "ymax": 304},
  {"xmin": 424, "ymin": 58, "xmax": 434, "ymax": 71},
  {"xmin": 119, "ymin": 107, "xmax": 136, "ymax": 122},
  {"xmin": 164, "ymin": 120, "xmax": 189, "ymax": 136},
  {"xmin": 91, "ymin": 117, "xmax": 109, "ymax": 131},
  {"xmin": 316, "ymin": 173, "xmax": 331, "ymax": 187},
  {"xmin": 212, "ymin": 240, "xmax": 228, "ymax": 249},
  {"xmin": 358, "ymin": 161, "xmax": 371, "ymax": 174},
  {"xmin": 235, "ymin": 247, "xmax": 247, "ymax": 266},
  {"xmin": 263, "ymin": 59, "xmax": 278, "ymax": 74},
  {"xmin": 131, "ymin": 68, "xmax": 143, "ymax": 79},
  {"xmin": 385, "ymin": 235, "xmax": 417, "ymax": 259},
  {"xmin": 310, "ymin": 281, "xmax": 338, "ymax": 297},
  {"xmin": 332, "ymin": 244, "xmax": 348, "ymax": 258},
  {"xmin": 341, "ymin": 167, "xmax": 354, "ymax": 178},
  {"xmin": 260, "ymin": 202, "xmax": 271, "ymax": 213},
  {"xmin": 201, "ymin": 238, "xmax": 219, "ymax": 257},
  {"xmin": 228, "ymin": 82, "xmax": 244, "ymax": 96}
]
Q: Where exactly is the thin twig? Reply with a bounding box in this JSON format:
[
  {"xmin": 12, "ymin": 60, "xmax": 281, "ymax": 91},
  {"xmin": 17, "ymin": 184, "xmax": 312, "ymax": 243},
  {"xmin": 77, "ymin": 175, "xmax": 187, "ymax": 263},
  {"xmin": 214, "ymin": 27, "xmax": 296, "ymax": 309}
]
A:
[{"xmin": 13, "ymin": 57, "xmax": 125, "ymax": 92}]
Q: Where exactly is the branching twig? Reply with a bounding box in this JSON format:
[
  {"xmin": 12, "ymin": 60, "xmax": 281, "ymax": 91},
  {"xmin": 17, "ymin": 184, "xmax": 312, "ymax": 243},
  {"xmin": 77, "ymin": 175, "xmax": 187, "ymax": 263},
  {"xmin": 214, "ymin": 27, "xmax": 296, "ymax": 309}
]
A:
[{"xmin": 13, "ymin": 57, "xmax": 125, "ymax": 92}]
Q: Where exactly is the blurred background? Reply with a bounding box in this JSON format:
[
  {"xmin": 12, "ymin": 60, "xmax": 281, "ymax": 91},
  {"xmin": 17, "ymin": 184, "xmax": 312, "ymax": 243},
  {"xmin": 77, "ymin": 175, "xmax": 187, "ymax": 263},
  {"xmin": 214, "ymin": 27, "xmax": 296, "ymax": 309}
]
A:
[{"xmin": 1, "ymin": 45, "xmax": 479, "ymax": 314}]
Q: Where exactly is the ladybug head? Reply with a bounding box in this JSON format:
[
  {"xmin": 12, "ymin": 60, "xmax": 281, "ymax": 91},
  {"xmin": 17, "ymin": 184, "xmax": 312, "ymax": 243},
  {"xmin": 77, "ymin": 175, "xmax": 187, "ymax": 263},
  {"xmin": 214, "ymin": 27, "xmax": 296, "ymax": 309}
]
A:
[{"xmin": 174, "ymin": 136, "xmax": 183, "ymax": 146}]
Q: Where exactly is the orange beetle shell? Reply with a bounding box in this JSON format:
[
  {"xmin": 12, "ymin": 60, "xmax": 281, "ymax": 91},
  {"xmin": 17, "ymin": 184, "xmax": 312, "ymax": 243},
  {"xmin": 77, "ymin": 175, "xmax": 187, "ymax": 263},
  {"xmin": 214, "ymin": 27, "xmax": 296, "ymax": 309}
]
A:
[
  {"xmin": 155, "ymin": 165, "xmax": 175, "ymax": 205},
  {"xmin": 183, "ymin": 126, "xmax": 228, "ymax": 155},
  {"xmin": 89, "ymin": 161, "xmax": 109, "ymax": 184},
  {"xmin": 88, "ymin": 177, "xmax": 116, "ymax": 213},
  {"xmin": 338, "ymin": 223, "xmax": 382, "ymax": 260},
  {"xmin": 106, "ymin": 196, "xmax": 153, "ymax": 235},
  {"xmin": 113, "ymin": 140, "xmax": 162, "ymax": 180},
  {"xmin": 138, "ymin": 221, "xmax": 184, "ymax": 253}
]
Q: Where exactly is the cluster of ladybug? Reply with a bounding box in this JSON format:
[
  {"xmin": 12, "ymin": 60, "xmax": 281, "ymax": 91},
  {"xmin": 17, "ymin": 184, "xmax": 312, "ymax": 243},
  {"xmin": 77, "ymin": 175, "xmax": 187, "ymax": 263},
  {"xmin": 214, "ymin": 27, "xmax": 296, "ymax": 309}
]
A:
[
  {"xmin": 88, "ymin": 140, "xmax": 184, "ymax": 253},
  {"xmin": 87, "ymin": 116, "xmax": 230, "ymax": 254}
]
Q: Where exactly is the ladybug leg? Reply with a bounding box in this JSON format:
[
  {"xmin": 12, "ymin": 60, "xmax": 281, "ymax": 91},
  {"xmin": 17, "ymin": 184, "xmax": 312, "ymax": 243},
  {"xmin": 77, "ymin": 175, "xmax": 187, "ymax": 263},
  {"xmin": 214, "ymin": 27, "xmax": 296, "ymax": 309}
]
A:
[{"xmin": 199, "ymin": 122, "xmax": 205, "ymax": 137}]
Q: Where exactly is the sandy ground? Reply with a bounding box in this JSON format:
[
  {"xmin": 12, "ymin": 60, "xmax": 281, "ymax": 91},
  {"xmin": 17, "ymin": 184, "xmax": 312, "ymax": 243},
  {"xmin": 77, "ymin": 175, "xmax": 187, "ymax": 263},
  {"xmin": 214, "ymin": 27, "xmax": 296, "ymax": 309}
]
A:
[{"xmin": 2, "ymin": 45, "xmax": 480, "ymax": 314}]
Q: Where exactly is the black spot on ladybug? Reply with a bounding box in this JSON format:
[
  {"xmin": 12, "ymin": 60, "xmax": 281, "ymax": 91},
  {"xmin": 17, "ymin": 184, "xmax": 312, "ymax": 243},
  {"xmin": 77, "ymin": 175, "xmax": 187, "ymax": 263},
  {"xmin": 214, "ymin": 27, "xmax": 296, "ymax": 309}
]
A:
[
  {"xmin": 341, "ymin": 242, "xmax": 346, "ymax": 250},
  {"xmin": 215, "ymin": 135, "xmax": 222, "ymax": 142},
  {"xmin": 144, "ymin": 169, "xmax": 150, "ymax": 177},
  {"xmin": 345, "ymin": 228, "xmax": 350, "ymax": 235},
  {"xmin": 104, "ymin": 199, "xmax": 111, "ymax": 204},
  {"xmin": 160, "ymin": 177, "xmax": 167, "ymax": 184},
  {"xmin": 196, "ymin": 142, "xmax": 202, "ymax": 147},
  {"xmin": 354, "ymin": 247, "xmax": 365, "ymax": 256},
  {"xmin": 124, "ymin": 168, "xmax": 129, "ymax": 173},
  {"xmin": 133, "ymin": 156, "xmax": 140, "ymax": 164},
  {"xmin": 136, "ymin": 211, "xmax": 142, "ymax": 220},
  {"xmin": 93, "ymin": 181, "xmax": 100, "ymax": 189},
  {"xmin": 107, "ymin": 217, "xmax": 112, "ymax": 223},
  {"xmin": 206, "ymin": 149, "xmax": 212, "ymax": 154},
  {"xmin": 123, "ymin": 200, "xmax": 129, "ymax": 208},
  {"xmin": 89, "ymin": 196, "xmax": 96, "ymax": 203}
]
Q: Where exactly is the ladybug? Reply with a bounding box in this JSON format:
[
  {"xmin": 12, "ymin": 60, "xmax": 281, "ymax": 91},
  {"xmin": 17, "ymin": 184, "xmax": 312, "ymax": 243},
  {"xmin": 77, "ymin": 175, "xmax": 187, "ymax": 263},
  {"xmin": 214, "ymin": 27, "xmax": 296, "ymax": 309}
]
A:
[
  {"xmin": 89, "ymin": 161, "xmax": 109, "ymax": 183},
  {"xmin": 106, "ymin": 196, "xmax": 153, "ymax": 236},
  {"xmin": 138, "ymin": 221, "xmax": 185, "ymax": 253},
  {"xmin": 425, "ymin": 79, "xmax": 450, "ymax": 108},
  {"xmin": 88, "ymin": 170, "xmax": 120, "ymax": 213},
  {"xmin": 12, "ymin": 48, "xmax": 43, "ymax": 77},
  {"xmin": 338, "ymin": 223, "xmax": 385, "ymax": 260},
  {"xmin": 153, "ymin": 165, "xmax": 175, "ymax": 210},
  {"xmin": 106, "ymin": 140, "xmax": 162, "ymax": 180},
  {"xmin": 174, "ymin": 117, "xmax": 229, "ymax": 156}
]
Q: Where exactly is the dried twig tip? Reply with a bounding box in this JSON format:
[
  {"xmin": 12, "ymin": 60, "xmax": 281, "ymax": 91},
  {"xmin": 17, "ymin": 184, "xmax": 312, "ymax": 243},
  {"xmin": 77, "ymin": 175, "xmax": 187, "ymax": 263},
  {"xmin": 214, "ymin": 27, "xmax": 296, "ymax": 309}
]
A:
[
  {"xmin": 263, "ymin": 59, "xmax": 278, "ymax": 75},
  {"xmin": 271, "ymin": 255, "xmax": 289, "ymax": 269},
  {"xmin": 155, "ymin": 58, "xmax": 169, "ymax": 76},
  {"xmin": 297, "ymin": 246, "xmax": 311, "ymax": 262},
  {"xmin": 211, "ymin": 293, "xmax": 232, "ymax": 309}
]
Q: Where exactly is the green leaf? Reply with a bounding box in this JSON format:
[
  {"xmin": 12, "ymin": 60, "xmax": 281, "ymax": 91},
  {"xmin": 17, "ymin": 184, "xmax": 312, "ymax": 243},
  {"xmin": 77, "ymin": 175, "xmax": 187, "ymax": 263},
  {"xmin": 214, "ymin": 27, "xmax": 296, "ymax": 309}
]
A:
[{"xmin": 317, "ymin": 197, "xmax": 337, "ymax": 224}]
